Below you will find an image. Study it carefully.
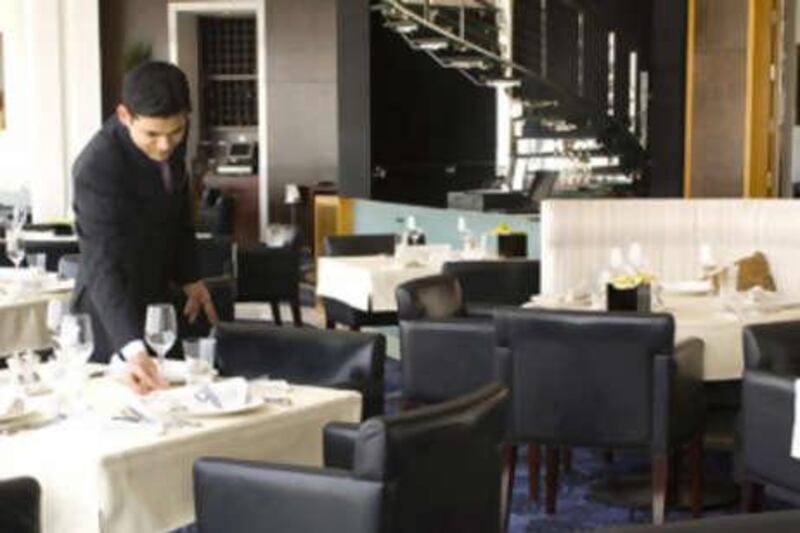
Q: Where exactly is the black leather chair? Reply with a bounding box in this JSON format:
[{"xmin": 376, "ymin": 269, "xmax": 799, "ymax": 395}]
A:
[
  {"xmin": 197, "ymin": 189, "xmax": 234, "ymax": 236},
  {"xmin": 213, "ymin": 321, "xmax": 386, "ymax": 418},
  {"xmin": 441, "ymin": 259, "xmax": 540, "ymax": 306},
  {"xmin": 322, "ymin": 234, "xmax": 397, "ymax": 330},
  {"xmin": 236, "ymin": 244, "xmax": 302, "ymax": 326},
  {"xmin": 497, "ymin": 308, "xmax": 706, "ymax": 524},
  {"xmin": 740, "ymin": 320, "xmax": 800, "ymax": 510},
  {"xmin": 23, "ymin": 240, "xmax": 80, "ymax": 272},
  {"xmin": 0, "ymin": 477, "xmax": 40, "ymax": 533},
  {"xmin": 605, "ymin": 510, "xmax": 800, "ymax": 532},
  {"xmin": 196, "ymin": 236, "xmax": 234, "ymax": 279},
  {"xmin": 193, "ymin": 382, "xmax": 508, "ymax": 533},
  {"xmin": 395, "ymin": 274, "xmax": 503, "ymax": 406}
]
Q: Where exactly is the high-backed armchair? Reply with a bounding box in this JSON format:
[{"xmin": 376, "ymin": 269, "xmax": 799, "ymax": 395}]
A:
[
  {"xmin": 236, "ymin": 244, "xmax": 302, "ymax": 326},
  {"xmin": 497, "ymin": 308, "xmax": 706, "ymax": 524},
  {"xmin": 213, "ymin": 321, "xmax": 386, "ymax": 418},
  {"xmin": 321, "ymin": 234, "xmax": 398, "ymax": 330},
  {"xmin": 193, "ymin": 382, "xmax": 508, "ymax": 533},
  {"xmin": 441, "ymin": 259, "xmax": 540, "ymax": 306},
  {"xmin": 395, "ymin": 274, "xmax": 504, "ymax": 406},
  {"xmin": 741, "ymin": 320, "xmax": 800, "ymax": 510},
  {"xmin": 0, "ymin": 477, "xmax": 40, "ymax": 533}
]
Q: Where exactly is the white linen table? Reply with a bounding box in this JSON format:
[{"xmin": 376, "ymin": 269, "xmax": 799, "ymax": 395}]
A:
[
  {"xmin": 317, "ymin": 255, "xmax": 443, "ymax": 312},
  {"xmin": 524, "ymin": 294, "xmax": 800, "ymax": 381},
  {"xmin": 0, "ymin": 377, "xmax": 362, "ymax": 533},
  {"xmin": 0, "ymin": 269, "xmax": 73, "ymax": 355}
]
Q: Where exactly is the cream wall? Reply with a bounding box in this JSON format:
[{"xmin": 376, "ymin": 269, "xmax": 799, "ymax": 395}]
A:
[{"xmin": 0, "ymin": 0, "xmax": 102, "ymax": 220}]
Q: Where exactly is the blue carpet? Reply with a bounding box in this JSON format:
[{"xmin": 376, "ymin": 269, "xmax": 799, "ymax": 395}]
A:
[{"xmin": 175, "ymin": 358, "xmax": 794, "ymax": 532}]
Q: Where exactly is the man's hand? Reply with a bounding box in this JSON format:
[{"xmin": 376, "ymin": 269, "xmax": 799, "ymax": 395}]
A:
[
  {"xmin": 123, "ymin": 352, "xmax": 168, "ymax": 395},
  {"xmin": 182, "ymin": 280, "xmax": 219, "ymax": 325}
]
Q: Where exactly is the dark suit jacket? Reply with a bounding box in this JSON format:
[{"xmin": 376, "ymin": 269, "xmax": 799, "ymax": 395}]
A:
[{"xmin": 71, "ymin": 117, "xmax": 198, "ymax": 362}]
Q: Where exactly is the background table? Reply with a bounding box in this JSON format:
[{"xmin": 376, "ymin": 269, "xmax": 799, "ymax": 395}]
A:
[
  {"xmin": 525, "ymin": 294, "xmax": 800, "ymax": 381},
  {"xmin": 0, "ymin": 377, "xmax": 361, "ymax": 533}
]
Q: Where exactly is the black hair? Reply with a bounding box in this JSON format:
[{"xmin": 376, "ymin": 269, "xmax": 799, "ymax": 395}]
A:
[{"xmin": 121, "ymin": 61, "xmax": 191, "ymax": 117}]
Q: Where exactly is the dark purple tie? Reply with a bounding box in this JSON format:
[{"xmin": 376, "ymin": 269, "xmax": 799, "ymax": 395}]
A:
[{"xmin": 159, "ymin": 162, "xmax": 173, "ymax": 194}]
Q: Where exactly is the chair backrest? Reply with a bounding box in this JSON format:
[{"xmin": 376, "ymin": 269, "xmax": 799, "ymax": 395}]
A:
[
  {"xmin": 353, "ymin": 383, "xmax": 508, "ymax": 533},
  {"xmin": 198, "ymin": 192, "xmax": 234, "ymax": 236},
  {"xmin": 0, "ymin": 477, "xmax": 40, "ymax": 533},
  {"xmin": 395, "ymin": 274, "xmax": 465, "ymax": 320},
  {"xmin": 235, "ymin": 244, "xmax": 299, "ymax": 302},
  {"xmin": 323, "ymin": 234, "xmax": 395, "ymax": 257},
  {"xmin": 196, "ymin": 236, "xmax": 234, "ymax": 279},
  {"xmin": 743, "ymin": 321, "xmax": 800, "ymax": 375},
  {"xmin": 498, "ymin": 308, "xmax": 674, "ymax": 447},
  {"xmin": 442, "ymin": 259, "xmax": 540, "ymax": 306},
  {"xmin": 214, "ymin": 322, "xmax": 386, "ymax": 418},
  {"xmin": 24, "ymin": 240, "xmax": 80, "ymax": 272},
  {"xmin": 57, "ymin": 253, "xmax": 80, "ymax": 280}
]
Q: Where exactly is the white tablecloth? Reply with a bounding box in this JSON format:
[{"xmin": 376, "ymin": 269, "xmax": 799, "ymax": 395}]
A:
[
  {"xmin": 0, "ymin": 377, "xmax": 362, "ymax": 533},
  {"xmin": 0, "ymin": 270, "xmax": 73, "ymax": 355},
  {"xmin": 524, "ymin": 294, "xmax": 800, "ymax": 381},
  {"xmin": 317, "ymin": 255, "xmax": 443, "ymax": 312}
]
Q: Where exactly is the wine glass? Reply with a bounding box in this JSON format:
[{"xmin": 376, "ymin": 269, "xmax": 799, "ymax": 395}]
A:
[
  {"xmin": 5, "ymin": 230, "xmax": 26, "ymax": 270},
  {"xmin": 58, "ymin": 313, "xmax": 94, "ymax": 364},
  {"xmin": 145, "ymin": 303, "xmax": 177, "ymax": 370}
]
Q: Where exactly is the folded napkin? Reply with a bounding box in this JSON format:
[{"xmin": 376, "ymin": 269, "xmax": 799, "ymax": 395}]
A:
[
  {"xmin": 0, "ymin": 390, "xmax": 25, "ymax": 419},
  {"xmin": 150, "ymin": 377, "xmax": 251, "ymax": 413}
]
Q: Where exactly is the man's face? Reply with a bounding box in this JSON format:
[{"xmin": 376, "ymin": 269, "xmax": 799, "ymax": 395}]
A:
[{"xmin": 116, "ymin": 104, "xmax": 187, "ymax": 162}]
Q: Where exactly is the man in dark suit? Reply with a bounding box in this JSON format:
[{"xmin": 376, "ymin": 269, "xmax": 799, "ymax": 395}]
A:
[{"xmin": 72, "ymin": 62, "xmax": 218, "ymax": 394}]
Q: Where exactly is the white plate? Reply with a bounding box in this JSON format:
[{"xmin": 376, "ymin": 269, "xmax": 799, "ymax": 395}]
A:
[
  {"xmin": 183, "ymin": 397, "xmax": 265, "ymax": 417},
  {"xmin": 661, "ymin": 281, "xmax": 713, "ymax": 296},
  {"xmin": 0, "ymin": 405, "xmax": 34, "ymax": 424}
]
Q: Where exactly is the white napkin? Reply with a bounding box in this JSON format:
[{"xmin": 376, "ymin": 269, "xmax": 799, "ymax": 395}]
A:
[
  {"xmin": 792, "ymin": 379, "xmax": 800, "ymax": 459},
  {"xmin": 0, "ymin": 389, "xmax": 25, "ymax": 419},
  {"xmin": 190, "ymin": 378, "xmax": 250, "ymax": 411}
]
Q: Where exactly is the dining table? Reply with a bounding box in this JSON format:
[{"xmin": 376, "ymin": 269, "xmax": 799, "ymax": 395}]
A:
[
  {"xmin": 525, "ymin": 291, "xmax": 800, "ymax": 381},
  {"xmin": 0, "ymin": 371, "xmax": 362, "ymax": 533},
  {"xmin": 0, "ymin": 268, "xmax": 73, "ymax": 356},
  {"xmin": 316, "ymin": 245, "xmax": 492, "ymax": 313}
]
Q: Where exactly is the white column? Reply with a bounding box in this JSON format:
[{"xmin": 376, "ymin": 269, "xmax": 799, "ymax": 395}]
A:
[{"xmin": 25, "ymin": 0, "xmax": 101, "ymax": 221}]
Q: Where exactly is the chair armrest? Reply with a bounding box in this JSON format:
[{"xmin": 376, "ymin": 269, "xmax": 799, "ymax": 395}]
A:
[
  {"xmin": 0, "ymin": 477, "xmax": 40, "ymax": 533},
  {"xmin": 194, "ymin": 458, "xmax": 382, "ymax": 533},
  {"xmin": 465, "ymin": 303, "xmax": 519, "ymax": 319},
  {"xmin": 400, "ymin": 318, "xmax": 499, "ymax": 404},
  {"xmin": 742, "ymin": 370, "xmax": 800, "ymax": 490},
  {"xmin": 324, "ymin": 422, "xmax": 360, "ymax": 470}
]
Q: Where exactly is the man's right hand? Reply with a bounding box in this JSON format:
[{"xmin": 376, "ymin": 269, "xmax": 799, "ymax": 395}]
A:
[{"xmin": 122, "ymin": 351, "xmax": 168, "ymax": 395}]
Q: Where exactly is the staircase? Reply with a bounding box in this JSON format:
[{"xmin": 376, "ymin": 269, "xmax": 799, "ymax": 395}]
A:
[{"xmin": 376, "ymin": 0, "xmax": 648, "ymax": 197}]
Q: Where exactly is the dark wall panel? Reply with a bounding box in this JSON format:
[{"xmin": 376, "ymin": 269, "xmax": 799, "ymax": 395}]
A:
[{"xmin": 370, "ymin": 13, "xmax": 497, "ymax": 207}]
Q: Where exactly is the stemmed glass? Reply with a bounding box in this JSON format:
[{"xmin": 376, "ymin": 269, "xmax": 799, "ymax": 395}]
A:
[
  {"xmin": 5, "ymin": 230, "xmax": 26, "ymax": 270},
  {"xmin": 58, "ymin": 313, "xmax": 94, "ymax": 364},
  {"xmin": 145, "ymin": 304, "xmax": 177, "ymax": 370}
]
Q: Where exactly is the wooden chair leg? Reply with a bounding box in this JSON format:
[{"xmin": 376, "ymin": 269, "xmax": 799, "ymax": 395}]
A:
[
  {"xmin": 561, "ymin": 447, "xmax": 572, "ymax": 474},
  {"xmin": 741, "ymin": 481, "xmax": 764, "ymax": 513},
  {"xmin": 528, "ymin": 444, "xmax": 540, "ymax": 502},
  {"xmin": 270, "ymin": 302, "xmax": 283, "ymax": 326},
  {"xmin": 689, "ymin": 436, "xmax": 703, "ymax": 518},
  {"xmin": 651, "ymin": 452, "xmax": 668, "ymax": 525},
  {"xmin": 503, "ymin": 444, "xmax": 518, "ymax": 532},
  {"xmin": 290, "ymin": 300, "xmax": 302, "ymax": 327},
  {"xmin": 545, "ymin": 447, "xmax": 560, "ymax": 514}
]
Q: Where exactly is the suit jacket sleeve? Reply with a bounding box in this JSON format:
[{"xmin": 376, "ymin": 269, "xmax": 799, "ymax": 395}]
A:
[
  {"xmin": 172, "ymin": 171, "xmax": 199, "ymax": 286},
  {"xmin": 73, "ymin": 160, "xmax": 141, "ymax": 352}
]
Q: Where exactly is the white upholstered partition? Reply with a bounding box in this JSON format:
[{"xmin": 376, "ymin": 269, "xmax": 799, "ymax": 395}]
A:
[{"xmin": 541, "ymin": 199, "xmax": 800, "ymax": 296}]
